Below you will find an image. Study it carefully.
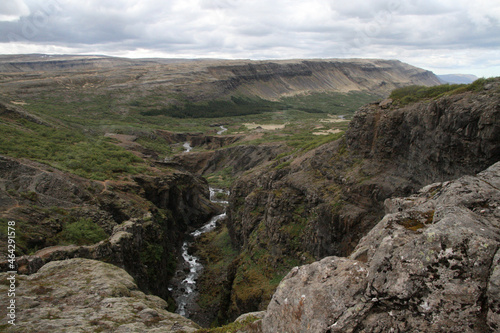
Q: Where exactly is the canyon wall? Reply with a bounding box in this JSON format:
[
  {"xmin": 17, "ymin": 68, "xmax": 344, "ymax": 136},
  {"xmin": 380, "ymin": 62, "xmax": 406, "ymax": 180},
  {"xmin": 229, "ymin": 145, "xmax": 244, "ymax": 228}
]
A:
[{"xmin": 224, "ymin": 79, "xmax": 500, "ymax": 318}]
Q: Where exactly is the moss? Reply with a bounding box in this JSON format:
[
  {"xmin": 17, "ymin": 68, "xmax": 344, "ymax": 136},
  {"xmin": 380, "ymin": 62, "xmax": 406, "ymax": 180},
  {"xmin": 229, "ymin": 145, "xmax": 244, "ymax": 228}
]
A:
[
  {"xmin": 399, "ymin": 218, "xmax": 426, "ymax": 231},
  {"xmin": 397, "ymin": 210, "xmax": 434, "ymax": 231},
  {"xmin": 274, "ymin": 161, "xmax": 291, "ymax": 170}
]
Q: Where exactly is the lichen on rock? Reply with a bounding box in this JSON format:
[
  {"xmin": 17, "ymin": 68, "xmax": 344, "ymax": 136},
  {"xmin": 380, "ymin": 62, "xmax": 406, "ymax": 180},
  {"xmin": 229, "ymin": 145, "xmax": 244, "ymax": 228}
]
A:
[{"xmin": 0, "ymin": 258, "xmax": 200, "ymax": 332}]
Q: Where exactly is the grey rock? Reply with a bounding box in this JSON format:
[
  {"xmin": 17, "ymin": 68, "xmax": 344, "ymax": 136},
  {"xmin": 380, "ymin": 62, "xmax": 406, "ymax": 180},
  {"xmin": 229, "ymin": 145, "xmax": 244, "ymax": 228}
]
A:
[
  {"xmin": 0, "ymin": 258, "xmax": 200, "ymax": 332},
  {"xmin": 261, "ymin": 162, "xmax": 500, "ymax": 332}
]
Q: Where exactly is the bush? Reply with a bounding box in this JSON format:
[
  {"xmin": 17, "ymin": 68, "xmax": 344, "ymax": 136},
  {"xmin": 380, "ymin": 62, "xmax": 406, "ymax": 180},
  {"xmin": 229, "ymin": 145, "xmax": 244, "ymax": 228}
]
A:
[{"xmin": 58, "ymin": 218, "xmax": 107, "ymax": 245}]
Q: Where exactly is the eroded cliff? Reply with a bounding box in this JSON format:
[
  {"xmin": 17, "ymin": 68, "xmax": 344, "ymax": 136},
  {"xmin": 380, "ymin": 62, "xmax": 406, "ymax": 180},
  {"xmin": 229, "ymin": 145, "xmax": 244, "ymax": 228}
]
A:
[{"xmin": 223, "ymin": 79, "xmax": 500, "ymax": 319}]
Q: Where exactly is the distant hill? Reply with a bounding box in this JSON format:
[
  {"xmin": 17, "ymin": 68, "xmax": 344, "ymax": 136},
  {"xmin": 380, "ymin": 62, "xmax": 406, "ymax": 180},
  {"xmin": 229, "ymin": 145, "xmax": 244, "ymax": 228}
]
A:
[
  {"xmin": 0, "ymin": 55, "xmax": 441, "ymax": 101},
  {"xmin": 438, "ymin": 74, "xmax": 478, "ymax": 84}
]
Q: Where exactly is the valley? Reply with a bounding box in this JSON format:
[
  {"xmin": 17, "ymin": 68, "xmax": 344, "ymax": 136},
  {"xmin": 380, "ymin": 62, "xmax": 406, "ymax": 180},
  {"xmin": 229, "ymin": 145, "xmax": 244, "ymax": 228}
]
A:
[{"xmin": 0, "ymin": 55, "xmax": 499, "ymax": 332}]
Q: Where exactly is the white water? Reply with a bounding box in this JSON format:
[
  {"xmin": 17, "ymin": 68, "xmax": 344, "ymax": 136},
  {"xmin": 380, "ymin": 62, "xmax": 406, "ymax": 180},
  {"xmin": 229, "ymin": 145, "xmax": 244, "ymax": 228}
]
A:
[
  {"xmin": 217, "ymin": 125, "xmax": 228, "ymax": 135},
  {"xmin": 183, "ymin": 142, "xmax": 193, "ymax": 153},
  {"xmin": 173, "ymin": 187, "xmax": 229, "ymax": 317}
]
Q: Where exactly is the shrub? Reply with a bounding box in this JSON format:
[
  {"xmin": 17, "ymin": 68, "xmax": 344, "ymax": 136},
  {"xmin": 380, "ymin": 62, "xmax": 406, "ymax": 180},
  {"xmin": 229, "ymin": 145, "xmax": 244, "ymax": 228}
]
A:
[{"xmin": 58, "ymin": 218, "xmax": 107, "ymax": 245}]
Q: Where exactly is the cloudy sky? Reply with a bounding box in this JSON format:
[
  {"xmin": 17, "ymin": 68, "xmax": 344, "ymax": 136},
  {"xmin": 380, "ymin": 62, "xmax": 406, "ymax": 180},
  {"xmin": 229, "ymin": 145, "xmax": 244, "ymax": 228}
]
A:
[{"xmin": 1, "ymin": 0, "xmax": 499, "ymax": 77}]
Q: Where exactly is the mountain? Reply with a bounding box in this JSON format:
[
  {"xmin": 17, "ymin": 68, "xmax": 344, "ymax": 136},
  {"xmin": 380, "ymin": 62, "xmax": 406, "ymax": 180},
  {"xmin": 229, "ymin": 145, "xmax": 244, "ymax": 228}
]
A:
[
  {"xmin": 438, "ymin": 74, "xmax": 479, "ymax": 84},
  {"xmin": 0, "ymin": 55, "xmax": 440, "ymax": 103}
]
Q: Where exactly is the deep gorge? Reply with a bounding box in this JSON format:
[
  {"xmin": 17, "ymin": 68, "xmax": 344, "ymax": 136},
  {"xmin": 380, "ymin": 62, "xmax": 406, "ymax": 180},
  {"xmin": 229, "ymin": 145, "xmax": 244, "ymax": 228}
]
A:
[{"xmin": 0, "ymin": 56, "xmax": 499, "ymax": 332}]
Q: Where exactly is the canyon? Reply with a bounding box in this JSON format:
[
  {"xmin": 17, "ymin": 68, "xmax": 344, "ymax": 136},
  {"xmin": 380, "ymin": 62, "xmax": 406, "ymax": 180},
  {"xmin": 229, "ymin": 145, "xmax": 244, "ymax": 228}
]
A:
[{"xmin": 0, "ymin": 55, "xmax": 499, "ymax": 332}]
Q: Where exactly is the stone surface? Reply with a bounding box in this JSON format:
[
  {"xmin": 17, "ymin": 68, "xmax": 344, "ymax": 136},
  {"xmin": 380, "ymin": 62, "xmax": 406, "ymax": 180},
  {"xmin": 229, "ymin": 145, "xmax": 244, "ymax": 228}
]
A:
[
  {"xmin": 0, "ymin": 258, "xmax": 200, "ymax": 332},
  {"xmin": 261, "ymin": 161, "xmax": 500, "ymax": 333}
]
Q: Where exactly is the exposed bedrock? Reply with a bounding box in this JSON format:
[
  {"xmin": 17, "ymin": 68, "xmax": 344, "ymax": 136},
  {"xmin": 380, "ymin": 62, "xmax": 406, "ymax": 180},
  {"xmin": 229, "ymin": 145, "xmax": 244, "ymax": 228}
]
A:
[{"xmin": 261, "ymin": 161, "xmax": 500, "ymax": 332}]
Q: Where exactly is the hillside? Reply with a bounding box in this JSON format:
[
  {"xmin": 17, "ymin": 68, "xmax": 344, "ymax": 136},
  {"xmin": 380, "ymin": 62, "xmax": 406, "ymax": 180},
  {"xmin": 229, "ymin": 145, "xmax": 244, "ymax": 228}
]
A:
[
  {"xmin": 438, "ymin": 73, "xmax": 479, "ymax": 84},
  {"xmin": 0, "ymin": 55, "xmax": 439, "ymax": 103}
]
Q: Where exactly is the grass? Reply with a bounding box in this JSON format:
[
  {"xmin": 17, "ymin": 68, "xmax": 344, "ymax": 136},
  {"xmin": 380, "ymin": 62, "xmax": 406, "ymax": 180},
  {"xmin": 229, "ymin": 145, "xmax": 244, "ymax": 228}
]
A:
[
  {"xmin": 390, "ymin": 78, "xmax": 498, "ymax": 105},
  {"xmin": 205, "ymin": 167, "xmax": 234, "ymax": 189}
]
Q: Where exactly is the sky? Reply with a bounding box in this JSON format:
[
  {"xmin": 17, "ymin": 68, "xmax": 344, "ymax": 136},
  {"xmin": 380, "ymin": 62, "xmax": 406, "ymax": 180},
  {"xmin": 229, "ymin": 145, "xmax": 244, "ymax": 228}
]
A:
[{"xmin": 0, "ymin": 0, "xmax": 499, "ymax": 77}]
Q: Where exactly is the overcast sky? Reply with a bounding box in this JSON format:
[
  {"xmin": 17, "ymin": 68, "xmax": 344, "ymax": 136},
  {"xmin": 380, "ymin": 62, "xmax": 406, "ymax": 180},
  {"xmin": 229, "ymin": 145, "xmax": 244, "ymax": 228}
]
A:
[{"xmin": 1, "ymin": 0, "xmax": 499, "ymax": 77}]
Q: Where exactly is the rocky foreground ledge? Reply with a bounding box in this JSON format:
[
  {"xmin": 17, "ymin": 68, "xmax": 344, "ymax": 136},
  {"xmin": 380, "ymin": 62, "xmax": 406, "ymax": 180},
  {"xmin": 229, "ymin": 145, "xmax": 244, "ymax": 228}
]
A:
[
  {"xmin": 256, "ymin": 161, "xmax": 500, "ymax": 332},
  {"xmin": 0, "ymin": 258, "xmax": 200, "ymax": 332}
]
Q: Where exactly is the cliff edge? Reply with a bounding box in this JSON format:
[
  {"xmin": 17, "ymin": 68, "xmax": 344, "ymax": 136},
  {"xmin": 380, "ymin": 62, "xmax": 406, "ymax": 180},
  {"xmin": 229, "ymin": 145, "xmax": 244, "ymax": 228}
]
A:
[{"xmin": 261, "ymin": 161, "xmax": 500, "ymax": 332}]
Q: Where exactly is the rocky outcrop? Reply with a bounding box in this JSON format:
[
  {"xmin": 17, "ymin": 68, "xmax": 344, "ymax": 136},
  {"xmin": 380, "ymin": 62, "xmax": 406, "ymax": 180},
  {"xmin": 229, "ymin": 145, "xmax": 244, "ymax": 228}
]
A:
[
  {"xmin": 0, "ymin": 258, "xmax": 200, "ymax": 332},
  {"xmin": 0, "ymin": 155, "xmax": 217, "ymax": 252},
  {"xmin": 169, "ymin": 144, "xmax": 288, "ymax": 185},
  {"xmin": 224, "ymin": 80, "xmax": 500, "ymax": 319},
  {"xmin": 260, "ymin": 161, "xmax": 500, "ymax": 332},
  {"xmin": 156, "ymin": 130, "xmax": 243, "ymax": 150},
  {"xmin": 346, "ymin": 89, "xmax": 500, "ymax": 184}
]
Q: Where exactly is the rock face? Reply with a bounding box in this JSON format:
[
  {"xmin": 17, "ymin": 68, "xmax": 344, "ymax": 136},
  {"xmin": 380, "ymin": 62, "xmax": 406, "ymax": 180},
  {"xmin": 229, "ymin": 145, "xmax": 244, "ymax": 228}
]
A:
[
  {"xmin": 206, "ymin": 59, "xmax": 440, "ymax": 100},
  {"xmin": 346, "ymin": 90, "xmax": 500, "ymax": 184},
  {"xmin": 224, "ymin": 81, "xmax": 500, "ymax": 318},
  {"xmin": 0, "ymin": 258, "xmax": 200, "ymax": 332},
  {"xmin": 0, "ymin": 55, "xmax": 440, "ymax": 102},
  {"xmin": 261, "ymin": 161, "xmax": 500, "ymax": 332}
]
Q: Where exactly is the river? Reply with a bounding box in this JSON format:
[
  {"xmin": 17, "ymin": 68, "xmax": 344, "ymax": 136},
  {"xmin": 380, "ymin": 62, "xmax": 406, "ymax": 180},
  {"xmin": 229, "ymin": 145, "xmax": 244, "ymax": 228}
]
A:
[{"xmin": 169, "ymin": 187, "xmax": 229, "ymax": 318}]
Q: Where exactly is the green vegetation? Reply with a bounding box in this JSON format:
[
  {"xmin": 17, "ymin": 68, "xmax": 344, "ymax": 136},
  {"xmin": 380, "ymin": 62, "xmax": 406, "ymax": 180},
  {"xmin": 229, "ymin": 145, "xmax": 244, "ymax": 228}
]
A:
[
  {"xmin": 141, "ymin": 97, "xmax": 285, "ymax": 118},
  {"xmin": 238, "ymin": 128, "xmax": 345, "ymax": 154},
  {"xmin": 194, "ymin": 226, "xmax": 239, "ymax": 326},
  {"xmin": 281, "ymin": 91, "xmax": 380, "ymax": 116},
  {"xmin": 390, "ymin": 78, "xmax": 497, "ymax": 105},
  {"xmin": 57, "ymin": 218, "xmax": 107, "ymax": 246},
  {"xmin": 0, "ymin": 120, "xmax": 146, "ymax": 180},
  {"xmin": 205, "ymin": 167, "xmax": 234, "ymax": 189}
]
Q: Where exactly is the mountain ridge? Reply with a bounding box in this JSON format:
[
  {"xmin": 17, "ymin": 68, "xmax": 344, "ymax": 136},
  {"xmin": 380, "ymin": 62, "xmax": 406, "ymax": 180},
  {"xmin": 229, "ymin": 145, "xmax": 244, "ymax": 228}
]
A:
[{"xmin": 0, "ymin": 55, "xmax": 440, "ymax": 102}]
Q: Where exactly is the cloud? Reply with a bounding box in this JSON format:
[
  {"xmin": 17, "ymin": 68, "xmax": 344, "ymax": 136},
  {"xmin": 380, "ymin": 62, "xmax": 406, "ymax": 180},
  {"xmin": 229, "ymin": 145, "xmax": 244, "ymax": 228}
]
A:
[
  {"xmin": 0, "ymin": 0, "xmax": 499, "ymax": 76},
  {"xmin": 0, "ymin": 0, "xmax": 30, "ymax": 22}
]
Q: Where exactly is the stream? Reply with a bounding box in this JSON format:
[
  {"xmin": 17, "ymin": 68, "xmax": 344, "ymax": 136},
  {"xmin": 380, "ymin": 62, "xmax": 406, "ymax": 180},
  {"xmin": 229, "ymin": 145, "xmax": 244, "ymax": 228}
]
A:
[
  {"xmin": 217, "ymin": 125, "xmax": 228, "ymax": 135},
  {"xmin": 170, "ymin": 187, "xmax": 229, "ymax": 318}
]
